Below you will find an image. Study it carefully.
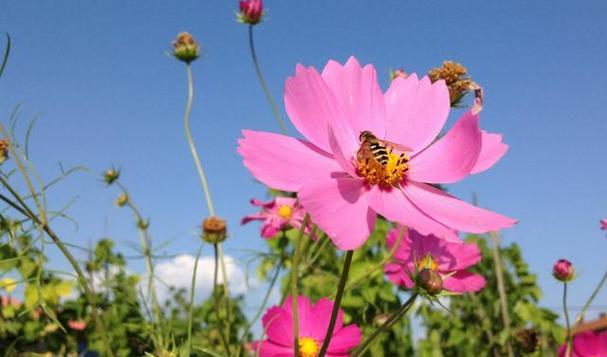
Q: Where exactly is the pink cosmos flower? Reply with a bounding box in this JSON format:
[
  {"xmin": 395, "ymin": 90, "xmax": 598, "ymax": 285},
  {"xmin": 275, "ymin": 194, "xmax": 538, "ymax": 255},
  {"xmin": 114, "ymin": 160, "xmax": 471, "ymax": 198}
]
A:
[
  {"xmin": 67, "ymin": 319, "xmax": 87, "ymax": 331},
  {"xmin": 601, "ymin": 218, "xmax": 607, "ymax": 231},
  {"xmin": 242, "ymin": 197, "xmax": 307, "ymax": 238},
  {"xmin": 384, "ymin": 227, "xmax": 486, "ymax": 293},
  {"xmin": 553, "ymin": 259, "xmax": 574, "ymax": 282},
  {"xmin": 238, "ymin": 57, "xmax": 516, "ymax": 250},
  {"xmin": 559, "ymin": 331, "xmax": 607, "ymax": 357},
  {"xmin": 251, "ymin": 295, "xmax": 361, "ymax": 356},
  {"xmin": 239, "ymin": 0, "xmax": 264, "ymax": 25}
]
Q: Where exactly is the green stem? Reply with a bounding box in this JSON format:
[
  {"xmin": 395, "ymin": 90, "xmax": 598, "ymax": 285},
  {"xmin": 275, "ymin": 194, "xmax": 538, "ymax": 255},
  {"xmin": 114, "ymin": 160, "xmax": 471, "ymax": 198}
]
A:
[
  {"xmin": 490, "ymin": 232, "xmax": 514, "ymax": 357},
  {"xmin": 564, "ymin": 282, "xmax": 572, "ymax": 357},
  {"xmin": 290, "ymin": 213, "xmax": 310, "ymax": 356},
  {"xmin": 353, "ymin": 293, "xmax": 418, "ymax": 357},
  {"xmin": 318, "ymin": 250, "xmax": 354, "ymax": 357},
  {"xmin": 213, "ymin": 243, "xmax": 231, "ymax": 355},
  {"xmin": 576, "ymin": 269, "xmax": 607, "ymax": 324},
  {"xmin": 186, "ymin": 243, "xmax": 204, "ymax": 356},
  {"xmin": 247, "ymin": 25, "xmax": 288, "ymax": 135}
]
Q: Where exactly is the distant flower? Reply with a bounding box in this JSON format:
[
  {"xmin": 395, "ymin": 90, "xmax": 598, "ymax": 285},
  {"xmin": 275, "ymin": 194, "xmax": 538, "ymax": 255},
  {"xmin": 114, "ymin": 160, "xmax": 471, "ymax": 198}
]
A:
[
  {"xmin": 251, "ymin": 295, "xmax": 361, "ymax": 356},
  {"xmin": 0, "ymin": 278, "xmax": 16, "ymax": 293},
  {"xmin": 1, "ymin": 295, "xmax": 21, "ymax": 308},
  {"xmin": 202, "ymin": 216, "xmax": 228, "ymax": 243},
  {"xmin": 553, "ymin": 259, "xmax": 574, "ymax": 282},
  {"xmin": 238, "ymin": 57, "xmax": 516, "ymax": 250},
  {"xmin": 172, "ymin": 32, "xmax": 200, "ymax": 64},
  {"xmin": 242, "ymin": 197, "xmax": 307, "ymax": 238},
  {"xmin": 0, "ymin": 139, "xmax": 9, "ymax": 164},
  {"xmin": 115, "ymin": 193, "xmax": 128, "ymax": 207},
  {"xmin": 102, "ymin": 168, "xmax": 120, "ymax": 185},
  {"xmin": 67, "ymin": 319, "xmax": 87, "ymax": 331},
  {"xmin": 558, "ymin": 331, "xmax": 607, "ymax": 357},
  {"xmin": 390, "ymin": 68, "xmax": 408, "ymax": 81},
  {"xmin": 238, "ymin": 0, "xmax": 264, "ymax": 25},
  {"xmin": 384, "ymin": 227, "xmax": 486, "ymax": 294},
  {"xmin": 601, "ymin": 218, "xmax": 607, "ymax": 231},
  {"xmin": 428, "ymin": 61, "xmax": 474, "ymax": 107}
]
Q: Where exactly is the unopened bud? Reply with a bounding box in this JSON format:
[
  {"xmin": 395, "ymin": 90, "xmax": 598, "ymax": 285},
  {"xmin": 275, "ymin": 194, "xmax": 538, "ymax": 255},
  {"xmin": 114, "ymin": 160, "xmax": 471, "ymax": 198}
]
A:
[
  {"xmin": 103, "ymin": 168, "xmax": 120, "ymax": 185},
  {"xmin": 514, "ymin": 328, "xmax": 539, "ymax": 354},
  {"xmin": 202, "ymin": 216, "xmax": 227, "ymax": 243},
  {"xmin": 552, "ymin": 259, "xmax": 574, "ymax": 282},
  {"xmin": 417, "ymin": 269, "xmax": 443, "ymax": 295},
  {"xmin": 137, "ymin": 218, "xmax": 150, "ymax": 230},
  {"xmin": 428, "ymin": 61, "xmax": 473, "ymax": 107},
  {"xmin": 172, "ymin": 32, "xmax": 200, "ymax": 64},
  {"xmin": 115, "ymin": 193, "xmax": 128, "ymax": 207},
  {"xmin": 238, "ymin": 0, "xmax": 264, "ymax": 25},
  {"xmin": 0, "ymin": 139, "xmax": 9, "ymax": 164},
  {"xmin": 390, "ymin": 69, "xmax": 407, "ymax": 81}
]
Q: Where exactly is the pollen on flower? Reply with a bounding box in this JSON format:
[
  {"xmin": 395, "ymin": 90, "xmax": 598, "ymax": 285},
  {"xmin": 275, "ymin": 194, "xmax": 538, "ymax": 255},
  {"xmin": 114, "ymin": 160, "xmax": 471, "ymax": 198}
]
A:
[
  {"xmin": 277, "ymin": 204, "xmax": 293, "ymax": 219},
  {"xmin": 298, "ymin": 337, "xmax": 320, "ymax": 357},
  {"xmin": 356, "ymin": 149, "xmax": 409, "ymax": 189}
]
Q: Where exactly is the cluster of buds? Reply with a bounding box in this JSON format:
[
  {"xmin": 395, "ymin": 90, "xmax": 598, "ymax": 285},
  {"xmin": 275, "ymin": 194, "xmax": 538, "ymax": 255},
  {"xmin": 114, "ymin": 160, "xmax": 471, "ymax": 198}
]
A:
[
  {"xmin": 552, "ymin": 259, "xmax": 574, "ymax": 282},
  {"xmin": 238, "ymin": 0, "xmax": 264, "ymax": 25},
  {"xmin": 428, "ymin": 61, "xmax": 475, "ymax": 107},
  {"xmin": 103, "ymin": 168, "xmax": 120, "ymax": 185},
  {"xmin": 115, "ymin": 193, "xmax": 129, "ymax": 207},
  {"xmin": 172, "ymin": 32, "xmax": 200, "ymax": 64},
  {"xmin": 202, "ymin": 216, "xmax": 227, "ymax": 243},
  {"xmin": 0, "ymin": 139, "xmax": 9, "ymax": 165}
]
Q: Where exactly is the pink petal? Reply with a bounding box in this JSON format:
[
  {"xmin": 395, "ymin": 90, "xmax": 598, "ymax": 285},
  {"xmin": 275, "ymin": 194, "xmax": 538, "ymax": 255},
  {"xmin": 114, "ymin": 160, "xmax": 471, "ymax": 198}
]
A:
[
  {"xmin": 367, "ymin": 187, "xmax": 459, "ymax": 242},
  {"xmin": 327, "ymin": 324, "xmax": 362, "ymax": 354},
  {"xmin": 442, "ymin": 271, "xmax": 486, "ymax": 293},
  {"xmin": 264, "ymin": 308, "xmax": 293, "ymax": 346},
  {"xmin": 261, "ymin": 224, "xmax": 279, "ymax": 239},
  {"xmin": 384, "ymin": 74, "xmax": 450, "ymax": 154},
  {"xmin": 328, "ymin": 125, "xmax": 357, "ymax": 176},
  {"xmin": 241, "ymin": 212, "xmax": 266, "ymax": 225},
  {"xmin": 384, "ymin": 262, "xmax": 414, "ymax": 288},
  {"xmin": 307, "ymin": 298, "xmax": 344, "ymax": 340},
  {"xmin": 433, "ymin": 239, "xmax": 482, "ymax": 271},
  {"xmin": 250, "ymin": 198, "xmax": 275, "ymax": 208},
  {"xmin": 284, "ymin": 64, "xmax": 343, "ymax": 153},
  {"xmin": 321, "ymin": 57, "xmax": 386, "ymax": 138},
  {"xmin": 238, "ymin": 130, "xmax": 342, "ymax": 192},
  {"xmin": 403, "ymin": 182, "xmax": 517, "ymax": 233},
  {"xmin": 298, "ymin": 177, "xmax": 375, "ymax": 250},
  {"xmin": 408, "ymin": 111, "xmax": 482, "ymax": 184},
  {"xmin": 471, "ymin": 130, "xmax": 509, "ymax": 174},
  {"xmin": 255, "ymin": 340, "xmax": 293, "ymax": 357}
]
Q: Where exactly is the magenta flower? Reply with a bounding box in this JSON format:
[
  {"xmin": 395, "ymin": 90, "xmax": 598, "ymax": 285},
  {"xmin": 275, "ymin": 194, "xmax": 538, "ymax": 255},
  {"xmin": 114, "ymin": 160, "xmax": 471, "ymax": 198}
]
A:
[
  {"xmin": 553, "ymin": 259, "xmax": 574, "ymax": 282},
  {"xmin": 384, "ymin": 227, "xmax": 486, "ymax": 293},
  {"xmin": 238, "ymin": 0, "xmax": 264, "ymax": 25},
  {"xmin": 559, "ymin": 331, "xmax": 607, "ymax": 357},
  {"xmin": 601, "ymin": 218, "xmax": 607, "ymax": 231},
  {"xmin": 238, "ymin": 57, "xmax": 516, "ymax": 250},
  {"xmin": 67, "ymin": 319, "xmax": 87, "ymax": 331},
  {"xmin": 242, "ymin": 197, "xmax": 307, "ymax": 238},
  {"xmin": 251, "ymin": 295, "xmax": 361, "ymax": 357}
]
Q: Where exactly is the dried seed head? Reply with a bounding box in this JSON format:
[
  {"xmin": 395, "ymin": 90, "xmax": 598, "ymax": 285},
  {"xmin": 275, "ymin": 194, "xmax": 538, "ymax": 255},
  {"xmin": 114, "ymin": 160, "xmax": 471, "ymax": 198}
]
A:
[
  {"xmin": 428, "ymin": 61, "xmax": 473, "ymax": 107},
  {"xmin": 115, "ymin": 193, "xmax": 128, "ymax": 207},
  {"xmin": 202, "ymin": 216, "xmax": 227, "ymax": 243}
]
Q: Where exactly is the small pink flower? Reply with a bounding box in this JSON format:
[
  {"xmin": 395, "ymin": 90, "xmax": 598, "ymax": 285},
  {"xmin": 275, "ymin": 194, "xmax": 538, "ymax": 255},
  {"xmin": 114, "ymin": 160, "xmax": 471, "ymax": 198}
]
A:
[
  {"xmin": 238, "ymin": 57, "xmax": 516, "ymax": 250},
  {"xmin": 553, "ymin": 259, "xmax": 574, "ymax": 282},
  {"xmin": 242, "ymin": 197, "xmax": 307, "ymax": 239},
  {"xmin": 384, "ymin": 227, "xmax": 486, "ymax": 293},
  {"xmin": 600, "ymin": 218, "xmax": 607, "ymax": 231},
  {"xmin": 67, "ymin": 319, "xmax": 87, "ymax": 331},
  {"xmin": 238, "ymin": 0, "xmax": 264, "ymax": 25},
  {"xmin": 559, "ymin": 331, "xmax": 607, "ymax": 356},
  {"xmin": 251, "ymin": 295, "xmax": 361, "ymax": 356},
  {"xmin": 1, "ymin": 295, "xmax": 21, "ymax": 308}
]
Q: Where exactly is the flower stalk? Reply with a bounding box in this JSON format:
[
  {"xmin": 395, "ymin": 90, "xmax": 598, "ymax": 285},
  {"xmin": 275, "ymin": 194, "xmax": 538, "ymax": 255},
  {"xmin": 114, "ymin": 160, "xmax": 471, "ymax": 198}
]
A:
[
  {"xmin": 563, "ymin": 282, "xmax": 572, "ymax": 357},
  {"xmin": 290, "ymin": 213, "xmax": 310, "ymax": 356},
  {"xmin": 576, "ymin": 269, "xmax": 607, "ymax": 324}
]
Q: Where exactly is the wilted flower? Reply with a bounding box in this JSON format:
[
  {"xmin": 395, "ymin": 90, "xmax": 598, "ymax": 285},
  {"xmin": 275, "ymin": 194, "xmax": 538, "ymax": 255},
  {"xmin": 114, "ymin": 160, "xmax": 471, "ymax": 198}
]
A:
[
  {"xmin": 553, "ymin": 259, "xmax": 574, "ymax": 282},
  {"xmin": 67, "ymin": 319, "xmax": 87, "ymax": 331},
  {"xmin": 251, "ymin": 295, "xmax": 361, "ymax": 356},
  {"xmin": 238, "ymin": 0, "xmax": 264, "ymax": 25},
  {"xmin": 241, "ymin": 197, "xmax": 307, "ymax": 238},
  {"xmin": 172, "ymin": 32, "xmax": 200, "ymax": 64},
  {"xmin": 202, "ymin": 216, "xmax": 227, "ymax": 243},
  {"xmin": 115, "ymin": 193, "xmax": 129, "ymax": 207},
  {"xmin": 558, "ymin": 330, "xmax": 607, "ymax": 356},
  {"xmin": 0, "ymin": 139, "xmax": 9, "ymax": 164},
  {"xmin": 428, "ymin": 61, "xmax": 474, "ymax": 106},
  {"xmin": 0, "ymin": 278, "xmax": 16, "ymax": 293},
  {"xmin": 102, "ymin": 168, "xmax": 120, "ymax": 185},
  {"xmin": 390, "ymin": 68, "xmax": 408, "ymax": 81},
  {"xmin": 238, "ymin": 57, "xmax": 515, "ymax": 250},
  {"xmin": 384, "ymin": 227, "xmax": 486, "ymax": 294}
]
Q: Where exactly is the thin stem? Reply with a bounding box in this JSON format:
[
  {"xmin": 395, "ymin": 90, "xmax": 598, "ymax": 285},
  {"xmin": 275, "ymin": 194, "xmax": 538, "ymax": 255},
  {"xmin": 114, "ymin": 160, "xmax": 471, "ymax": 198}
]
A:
[
  {"xmin": 247, "ymin": 25, "xmax": 288, "ymax": 134},
  {"xmin": 353, "ymin": 293, "xmax": 418, "ymax": 357},
  {"xmin": 563, "ymin": 282, "xmax": 572, "ymax": 357},
  {"xmin": 490, "ymin": 232, "xmax": 514, "ymax": 357},
  {"xmin": 213, "ymin": 243, "xmax": 231, "ymax": 355},
  {"xmin": 576, "ymin": 269, "xmax": 607, "ymax": 324},
  {"xmin": 318, "ymin": 250, "xmax": 354, "ymax": 357},
  {"xmin": 290, "ymin": 213, "xmax": 310, "ymax": 357},
  {"xmin": 186, "ymin": 243, "xmax": 204, "ymax": 356},
  {"xmin": 183, "ymin": 64, "xmax": 215, "ymax": 217}
]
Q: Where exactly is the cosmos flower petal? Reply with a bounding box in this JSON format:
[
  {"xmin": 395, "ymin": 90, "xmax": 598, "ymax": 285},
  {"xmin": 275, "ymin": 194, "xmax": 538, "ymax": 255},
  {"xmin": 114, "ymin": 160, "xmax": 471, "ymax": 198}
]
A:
[
  {"xmin": 326, "ymin": 324, "xmax": 363, "ymax": 354},
  {"xmin": 321, "ymin": 57, "xmax": 386, "ymax": 137},
  {"xmin": 308, "ymin": 297, "xmax": 344, "ymax": 340},
  {"xmin": 251, "ymin": 341, "xmax": 293, "ymax": 357},
  {"xmin": 384, "ymin": 262, "xmax": 415, "ymax": 289},
  {"xmin": 442, "ymin": 271, "xmax": 486, "ymax": 293},
  {"xmin": 471, "ymin": 130, "xmax": 509, "ymax": 174},
  {"xmin": 285, "ymin": 64, "xmax": 343, "ymax": 152},
  {"xmin": 384, "ymin": 74, "xmax": 450, "ymax": 154},
  {"xmin": 404, "ymin": 182, "xmax": 517, "ymax": 233},
  {"xmin": 238, "ymin": 130, "xmax": 342, "ymax": 192},
  {"xmin": 367, "ymin": 187, "xmax": 459, "ymax": 242},
  {"xmin": 298, "ymin": 177, "xmax": 375, "ymax": 250},
  {"xmin": 264, "ymin": 308, "xmax": 293, "ymax": 346},
  {"xmin": 328, "ymin": 125, "xmax": 357, "ymax": 176},
  {"xmin": 408, "ymin": 111, "xmax": 482, "ymax": 184}
]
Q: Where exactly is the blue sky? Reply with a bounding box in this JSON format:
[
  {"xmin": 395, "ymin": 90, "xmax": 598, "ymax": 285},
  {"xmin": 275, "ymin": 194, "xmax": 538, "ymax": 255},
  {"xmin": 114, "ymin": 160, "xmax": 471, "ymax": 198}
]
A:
[{"xmin": 1, "ymin": 1, "xmax": 606, "ymax": 322}]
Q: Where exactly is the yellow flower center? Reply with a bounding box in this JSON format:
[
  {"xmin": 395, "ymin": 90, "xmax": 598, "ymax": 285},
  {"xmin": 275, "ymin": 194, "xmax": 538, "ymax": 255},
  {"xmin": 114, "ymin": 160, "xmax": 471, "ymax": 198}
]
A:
[
  {"xmin": 356, "ymin": 141, "xmax": 409, "ymax": 188},
  {"xmin": 416, "ymin": 253, "xmax": 438, "ymax": 272},
  {"xmin": 298, "ymin": 337, "xmax": 320, "ymax": 357},
  {"xmin": 277, "ymin": 205, "xmax": 293, "ymax": 219}
]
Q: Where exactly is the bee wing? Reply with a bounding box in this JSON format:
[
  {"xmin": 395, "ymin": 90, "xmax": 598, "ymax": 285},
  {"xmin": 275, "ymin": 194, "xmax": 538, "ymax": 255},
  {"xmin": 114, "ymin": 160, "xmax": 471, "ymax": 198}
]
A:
[{"xmin": 380, "ymin": 139, "xmax": 413, "ymax": 153}]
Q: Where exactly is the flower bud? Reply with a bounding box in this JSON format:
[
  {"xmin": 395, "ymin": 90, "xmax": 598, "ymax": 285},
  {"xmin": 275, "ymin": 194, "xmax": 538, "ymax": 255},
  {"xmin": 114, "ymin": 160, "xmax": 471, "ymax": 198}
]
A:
[
  {"xmin": 102, "ymin": 168, "xmax": 120, "ymax": 185},
  {"xmin": 389, "ymin": 69, "xmax": 407, "ymax": 81},
  {"xmin": 417, "ymin": 268, "xmax": 443, "ymax": 295},
  {"xmin": 172, "ymin": 32, "xmax": 200, "ymax": 64},
  {"xmin": 514, "ymin": 328, "xmax": 539, "ymax": 353},
  {"xmin": 428, "ymin": 61, "xmax": 473, "ymax": 107},
  {"xmin": 115, "ymin": 193, "xmax": 128, "ymax": 207},
  {"xmin": 202, "ymin": 216, "xmax": 227, "ymax": 243},
  {"xmin": 601, "ymin": 218, "xmax": 607, "ymax": 231},
  {"xmin": 137, "ymin": 218, "xmax": 150, "ymax": 230},
  {"xmin": 552, "ymin": 259, "xmax": 574, "ymax": 282},
  {"xmin": 238, "ymin": 0, "xmax": 264, "ymax": 25},
  {"xmin": 0, "ymin": 139, "xmax": 9, "ymax": 164}
]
